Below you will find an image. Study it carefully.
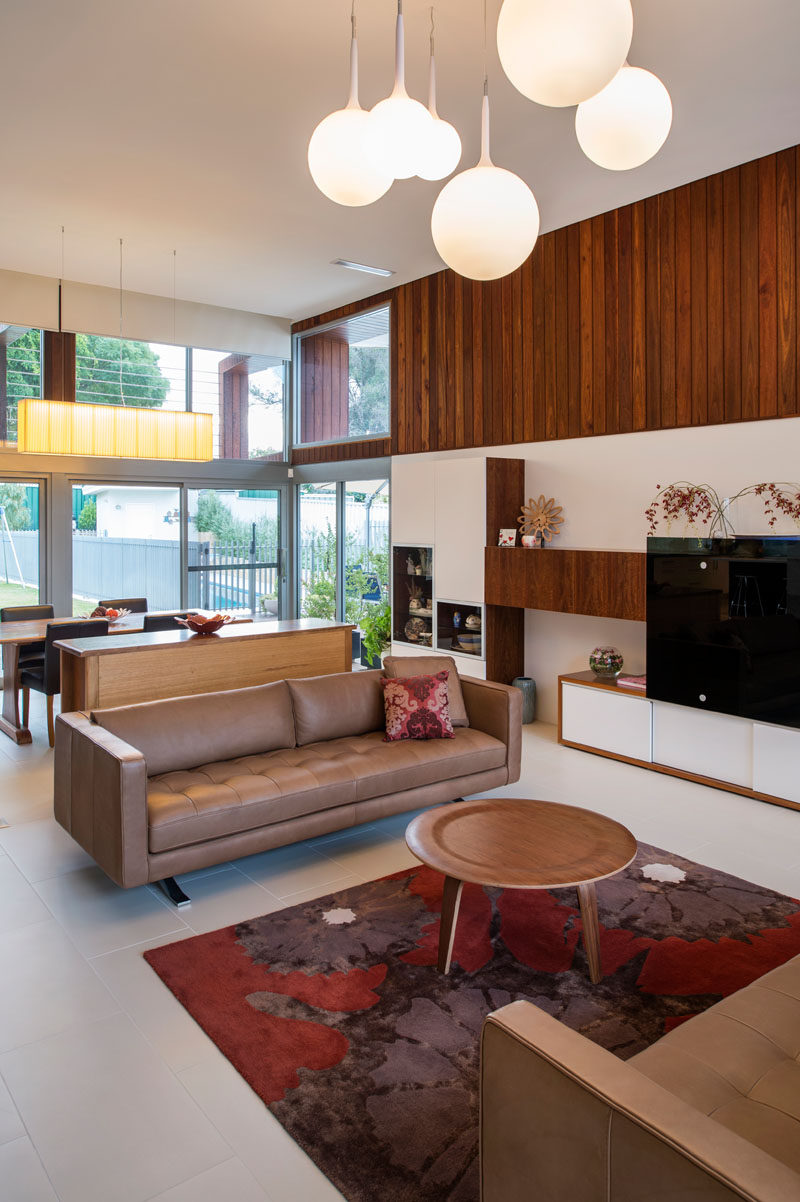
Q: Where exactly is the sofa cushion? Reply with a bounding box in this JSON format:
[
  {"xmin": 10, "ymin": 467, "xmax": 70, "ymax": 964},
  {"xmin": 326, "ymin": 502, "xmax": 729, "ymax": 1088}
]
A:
[
  {"xmin": 288, "ymin": 671, "xmax": 385, "ymax": 746},
  {"xmin": 383, "ymin": 654, "xmax": 469, "ymax": 726},
  {"xmin": 381, "ymin": 671, "xmax": 455, "ymax": 741},
  {"xmin": 631, "ymin": 955, "xmax": 800, "ymax": 1175},
  {"xmin": 92, "ymin": 680, "xmax": 296, "ymax": 776},
  {"xmin": 301, "ymin": 726, "xmax": 506, "ymax": 802},
  {"xmin": 147, "ymin": 745, "xmax": 357, "ymax": 852}
]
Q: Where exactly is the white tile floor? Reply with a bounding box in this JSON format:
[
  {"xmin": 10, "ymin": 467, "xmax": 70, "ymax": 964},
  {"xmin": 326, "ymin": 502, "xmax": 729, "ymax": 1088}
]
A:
[{"xmin": 0, "ymin": 694, "xmax": 799, "ymax": 1201}]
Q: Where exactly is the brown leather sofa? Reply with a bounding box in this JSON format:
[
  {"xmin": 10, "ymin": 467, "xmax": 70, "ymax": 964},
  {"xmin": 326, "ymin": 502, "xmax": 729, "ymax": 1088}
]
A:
[
  {"xmin": 54, "ymin": 667, "xmax": 521, "ymax": 903},
  {"xmin": 480, "ymin": 952, "xmax": 800, "ymax": 1201}
]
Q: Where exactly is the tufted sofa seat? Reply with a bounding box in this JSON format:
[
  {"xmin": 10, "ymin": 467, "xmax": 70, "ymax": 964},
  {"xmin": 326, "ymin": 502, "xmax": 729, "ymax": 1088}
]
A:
[
  {"xmin": 54, "ymin": 664, "xmax": 521, "ymax": 894},
  {"xmin": 481, "ymin": 952, "xmax": 800, "ymax": 1201}
]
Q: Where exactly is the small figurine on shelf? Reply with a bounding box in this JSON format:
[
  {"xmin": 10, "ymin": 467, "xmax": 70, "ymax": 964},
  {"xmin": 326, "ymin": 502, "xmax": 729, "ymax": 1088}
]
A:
[
  {"xmin": 406, "ymin": 554, "xmax": 416, "ymax": 576},
  {"xmin": 452, "ymin": 610, "xmax": 462, "ymax": 630}
]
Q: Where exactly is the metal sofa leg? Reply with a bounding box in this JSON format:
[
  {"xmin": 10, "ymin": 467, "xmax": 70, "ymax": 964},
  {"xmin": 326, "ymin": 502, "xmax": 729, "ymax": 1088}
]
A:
[{"xmin": 157, "ymin": 876, "xmax": 191, "ymax": 907}]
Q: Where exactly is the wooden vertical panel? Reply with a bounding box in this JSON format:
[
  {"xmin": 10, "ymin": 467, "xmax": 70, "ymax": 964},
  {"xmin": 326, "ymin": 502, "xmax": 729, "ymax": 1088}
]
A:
[
  {"xmin": 489, "ymin": 277, "xmax": 502, "ymax": 446},
  {"xmin": 644, "ymin": 196, "xmax": 661, "ymax": 430},
  {"xmin": 420, "ymin": 277, "xmax": 431, "ymax": 452},
  {"xmin": 444, "ymin": 271, "xmax": 456, "ymax": 449},
  {"xmin": 776, "ymin": 148, "xmax": 797, "ymax": 415},
  {"xmin": 758, "ymin": 154, "xmax": 778, "ymax": 418},
  {"xmin": 511, "ymin": 267, "xmax": 523, "ymax": 445},
  {"xmin": 631, "ymin": 202, "xmax": 647, "ymax": 431},
  {"xmin": 396, "ymin": 285, "xmax": 409, "ymax": 453},
  {"xmin": 472, "ymin": 281, "xmax": 484, "ymax": 447},
  {"xmin": 543, "ymin": 234, "xmax": 557, "ymax": 440},
  {"xmin": 553, "ymin": 228, "xmax": 569, "ymax": 440},
  {"xmin": 532, "ymin": 241, "xmax": 546, "ymax": 441},
  {"xmin": 43, "ymin": 331, "xmax": 76, "ymax": 403},
  {"xmin": 592, "ymin": 214, "xmax": 606, "ymax": 435},
  {"xmin": 722, "ymin": 166, "xmax": 742, "ymax": 423},
  {"xmin": 567, "ymin": 224, "xmax": 581, "ymax": 437},
  {"xmin": 617, "ymin": 204, "xmax": 633, "ymax": 434},
  {"xmin": 482, "ymin": 280, "xmax": 494, "ymax": 447},
  {"xmin": 521, "ymin": 254, "xmax": 535, "ymax": 442},
  {"xmin": 390, "ymin": 295, "xmax": 400, "ymax": 452},
  {"xmin": 706, "ymin": 172, "xmax": 725, "ymax": 425},
  {"xmin": 454, "ymin": 273, "xmax": 465, "ymax": 447},
  {"xmin": 462, "ymin": 280, "xmax": 474, "ymax": 445},
  {"xmin": 659, "ymin": 190, "xmax": 676, "ymax": 428},
  {"xmin": 435, "ymin": 274, "xmax": 448, "ymax": 451},
  {"xmin": 690, "ymin": 179, "xmax": 708, "ymax": 428},
  {"xmin": 579, "ymin": 220, "xmax": 593, "ymax": 436},
  {"xmin": 501, "ymin": 273, "xmax": 514, "ymax": 445},
  {"xmin": 740, "ymin": 159, "xmax": 760, "ymax": 421},
  {"xmin": 604, "ymin": 210, "xmax": 619, "ymax": 435},
  {"xmin": 674, "ymin": 184, "xmax": 692, "ymax": 426}
]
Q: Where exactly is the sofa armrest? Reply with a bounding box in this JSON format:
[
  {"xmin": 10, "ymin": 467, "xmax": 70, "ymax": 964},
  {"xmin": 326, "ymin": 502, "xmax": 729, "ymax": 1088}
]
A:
[
  {"xmin": 54, "ymin": 711, "xmax": 150, "ymax": 889},
  {"xmin": 460, "ymin": 677, "xmax": 521, "ymax": 784},
  {"xmin": 480, "ymin": 1000, "xmax": 799, "ymax": 1202}
]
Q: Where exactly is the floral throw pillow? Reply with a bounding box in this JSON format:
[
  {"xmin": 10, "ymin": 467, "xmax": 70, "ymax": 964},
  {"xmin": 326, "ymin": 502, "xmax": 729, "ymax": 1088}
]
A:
[{"xmin": 381, "ymin": 671, "xmax": 455, "ymax": 742}]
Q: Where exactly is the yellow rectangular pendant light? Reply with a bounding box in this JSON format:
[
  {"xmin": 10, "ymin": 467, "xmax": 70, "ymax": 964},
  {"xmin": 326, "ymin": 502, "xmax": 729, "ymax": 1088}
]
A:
[{"xmin": 16, "ymin": 398, "xmax": 213, "ymax": 461}]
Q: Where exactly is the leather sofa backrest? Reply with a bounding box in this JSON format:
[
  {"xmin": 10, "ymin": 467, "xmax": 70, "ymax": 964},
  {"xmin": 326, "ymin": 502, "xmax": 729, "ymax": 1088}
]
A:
[
  {"xmin": 288, "ymin": 670, "xmax": 385, "ymax": 746},
  {"xmin": 91, "ymin": 679, "xmax": 296, "ymax": 775}
]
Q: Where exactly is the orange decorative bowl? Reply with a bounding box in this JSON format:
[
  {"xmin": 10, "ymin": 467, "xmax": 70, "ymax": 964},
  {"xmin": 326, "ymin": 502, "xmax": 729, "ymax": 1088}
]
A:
[{"xmin": 174, "ymin": 613, "xmax": 233, "ymax": 636}]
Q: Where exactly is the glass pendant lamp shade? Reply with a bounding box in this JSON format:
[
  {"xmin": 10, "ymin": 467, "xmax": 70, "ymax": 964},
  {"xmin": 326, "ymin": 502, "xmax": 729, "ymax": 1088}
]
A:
[
  {"xmin": 431, "ymin": 93, "xmax": 539, "ymax": 281},
  {"xmin": 416, "ymin": 22, "xmax": 462, "ymax": 182},
  {"xmin": 576, "ymin": 64, "xmax": 672, "ymax": 171},
  {"xmin": 308, "ymin": 15, "xmax": 393, "ymax": 206},
  {"xmin": 369, "ymin": 1, "xmax": 434, "ymax": 180},
  {"xmin": 496, "ymin": 0, "xmax": 633, "ymax": 108}
]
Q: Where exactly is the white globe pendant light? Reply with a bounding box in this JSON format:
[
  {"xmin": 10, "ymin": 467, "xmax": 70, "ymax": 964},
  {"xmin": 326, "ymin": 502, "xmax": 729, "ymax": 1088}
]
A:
[
  {"xmin": 431, "ymin": 88, "xmax": 539, "ymax": 281},
  {"xmin": 307, "ymin": 9, "xmax": 393, "ymax": 206},
  {"xmin": 497, "ymin": 0, "xmax": 633, "ymax": 108},
  {"xmin": 576, "ymin": 64, "xmax": 672, "ymax": 171},
  {"xmin": 370, "ymin": 0, "xmax": 435, "ymax": 180},
  {"xmin": 416, "ymin": 13, "xmax": 462, "ymax": 182}
]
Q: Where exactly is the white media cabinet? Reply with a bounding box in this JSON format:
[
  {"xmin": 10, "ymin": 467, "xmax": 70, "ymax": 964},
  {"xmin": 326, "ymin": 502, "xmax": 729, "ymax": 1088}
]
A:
[{"xmin": 559, "ymin": 671, "xmax": 800, "ymax": 813}]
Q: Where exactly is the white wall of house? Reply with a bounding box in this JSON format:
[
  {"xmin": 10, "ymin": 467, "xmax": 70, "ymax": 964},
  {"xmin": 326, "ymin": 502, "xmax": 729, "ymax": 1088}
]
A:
[{"xmin": 392, "ymin": 415, "xmax": 800, "ymax": 723}]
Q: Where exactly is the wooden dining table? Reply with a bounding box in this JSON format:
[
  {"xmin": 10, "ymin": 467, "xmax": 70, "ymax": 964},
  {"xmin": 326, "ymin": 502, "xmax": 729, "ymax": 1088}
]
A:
[{"xmin": 0, "ymin": 610, "xmax": 250, "ymax": 744}]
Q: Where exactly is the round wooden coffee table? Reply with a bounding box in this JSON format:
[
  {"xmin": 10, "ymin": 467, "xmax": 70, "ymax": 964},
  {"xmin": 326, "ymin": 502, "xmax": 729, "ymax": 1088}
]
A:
[{"xmin": 405, "ymin": 798, "xmax": 637, "ymax": 983}]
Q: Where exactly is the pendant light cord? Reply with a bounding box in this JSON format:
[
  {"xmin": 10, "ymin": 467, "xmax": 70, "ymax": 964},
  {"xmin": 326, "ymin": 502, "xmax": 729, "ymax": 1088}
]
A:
[
  {"xmin": 58, "ymin": 225, "xmax": 64, "ymax": 333},
  {"xmin": 119, "ymin": 237, "xmax": 125, "ymax": 406},
  {"xmin": 483, "ymin": 0, "xmax": 487, "ymax": 93}
]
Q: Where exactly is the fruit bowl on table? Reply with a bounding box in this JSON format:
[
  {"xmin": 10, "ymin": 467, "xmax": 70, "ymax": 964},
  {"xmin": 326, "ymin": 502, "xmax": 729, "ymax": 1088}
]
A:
[
  {"xmin": 174, "ymin": 613, "xmax": 233, "ymax": 636},
  {"xmin": 89, "ymin": 606, "xmax": 130, "ymax": 625}
]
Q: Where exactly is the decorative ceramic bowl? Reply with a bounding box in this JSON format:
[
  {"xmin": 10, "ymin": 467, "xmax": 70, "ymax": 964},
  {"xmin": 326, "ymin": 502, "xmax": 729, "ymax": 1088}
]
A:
[
  {"xmin": 404, "ymin": 616, "xmax": 428, "ymax": 642},
  {"xmin": 464, "ymin": 613, "xmax": 482, "ymax": 629},
  {"xmin": 589, "ymin": 645, "xmax": 624, "ymax": 678},
  {"xmin": 175, "ymin": 613, "xmax": 233, "ymax": 636}
]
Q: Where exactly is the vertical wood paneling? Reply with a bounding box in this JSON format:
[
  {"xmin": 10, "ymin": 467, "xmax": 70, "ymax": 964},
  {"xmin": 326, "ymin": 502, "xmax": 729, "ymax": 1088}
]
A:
[{"xmin": 293, "ymin": 146, "xmax": 800, "ymax": 465}]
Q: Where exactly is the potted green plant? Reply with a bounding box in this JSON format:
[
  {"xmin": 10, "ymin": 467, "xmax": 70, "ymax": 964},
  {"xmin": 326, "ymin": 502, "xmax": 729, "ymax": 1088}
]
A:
[{"xmin": 360, "ymin": 598, "xmax": 391, "ymax": 669}]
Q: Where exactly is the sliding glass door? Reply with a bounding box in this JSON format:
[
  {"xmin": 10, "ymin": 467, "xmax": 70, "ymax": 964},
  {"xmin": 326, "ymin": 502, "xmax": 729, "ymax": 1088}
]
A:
[
  {"xmin": 187, "ymin": 488, "xmax": 282, "ymax": 616},
  {"xmin": 71, "ymin": 483, "xmax": 181, "ymax": 614},
  {"xmin": 0, "ymin": 480, "xmax": 41, "ymax": 607}
]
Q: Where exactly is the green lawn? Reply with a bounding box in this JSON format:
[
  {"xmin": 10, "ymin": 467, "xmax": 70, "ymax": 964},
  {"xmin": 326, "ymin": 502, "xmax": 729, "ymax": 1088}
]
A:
[{"xmin": 0, "ymin": 580, "xmax": 40, "ymax": 609}]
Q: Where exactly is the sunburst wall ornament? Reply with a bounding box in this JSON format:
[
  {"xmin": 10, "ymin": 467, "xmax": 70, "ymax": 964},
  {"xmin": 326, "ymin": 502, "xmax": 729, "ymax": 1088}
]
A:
[{"xmin": 517, "ymin": 495, "xmax": 564, "ymax": 543}]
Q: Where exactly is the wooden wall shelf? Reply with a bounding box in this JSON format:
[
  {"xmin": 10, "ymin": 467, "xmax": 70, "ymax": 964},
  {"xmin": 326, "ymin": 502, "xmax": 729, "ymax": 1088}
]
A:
[{"xmin": 485, "ymin": 547, "xmax": 646, "ymax": 621}]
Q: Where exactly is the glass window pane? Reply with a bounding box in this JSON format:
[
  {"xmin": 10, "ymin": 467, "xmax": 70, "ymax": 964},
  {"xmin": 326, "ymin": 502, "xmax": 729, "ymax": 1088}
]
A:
[
  {"xmin": 192, "ymin": 349, "xmax": 285, "ymax": 460},
  {"xmin": 297, "ymin": 305, "xmax": 390, "ymax": 445},
  {"xmin": 0, "ymin": 480, "xmax": 40, "ymax": 607},
  {"xmin": 1, "ymin": 327, "xmax": 42, "ymax": 444},
  {"xmin": 298, "ymin": 482, "xmax": 337, "ymax": 620},
  {"xmin": 75, "ymin": 336, "xmax": 186, "ymax": 410},
  {"xmin": 187, "ymin": 489, "xmax": 281, "ymax": 615},
  {"xmin": 72, "ymin": 483, "xmax": 181, "ymax": 614},
  {"xmin": 345, "ymin": 479, "xmax": 389, "ymax": 666}
]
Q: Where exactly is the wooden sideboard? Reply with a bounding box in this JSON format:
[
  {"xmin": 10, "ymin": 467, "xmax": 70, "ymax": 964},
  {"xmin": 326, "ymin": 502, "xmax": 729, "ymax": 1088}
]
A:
[{"xmin": 57, "ymin": 619, "xmax": 355, "ymax": 713}]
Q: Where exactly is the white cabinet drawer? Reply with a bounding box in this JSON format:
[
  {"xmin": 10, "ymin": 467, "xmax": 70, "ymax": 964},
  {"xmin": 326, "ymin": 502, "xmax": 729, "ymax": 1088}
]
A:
[
  {"xmin": 652, "ymin": 702, "xmax": 752, "ymax": 787},
  {"xmin": 561, "ymin": 683, "xmax": 652, "ymax": 762},
  {"xmin": 753, "ymin": 722, "xmax": 800, "ymax": 803}
]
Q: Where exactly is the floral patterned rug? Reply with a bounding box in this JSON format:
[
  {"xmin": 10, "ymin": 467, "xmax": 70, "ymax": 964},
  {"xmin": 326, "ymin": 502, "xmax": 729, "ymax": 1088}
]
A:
[{"xmin": 144, "ymin": 844, "xmax": 800, "ymax": 1202}]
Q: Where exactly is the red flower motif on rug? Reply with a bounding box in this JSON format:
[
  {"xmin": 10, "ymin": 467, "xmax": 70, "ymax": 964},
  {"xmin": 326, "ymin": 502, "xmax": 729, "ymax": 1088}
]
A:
[{"xmin": 144, "ymin": 844, "xmax": 800, "ymax": 1202}]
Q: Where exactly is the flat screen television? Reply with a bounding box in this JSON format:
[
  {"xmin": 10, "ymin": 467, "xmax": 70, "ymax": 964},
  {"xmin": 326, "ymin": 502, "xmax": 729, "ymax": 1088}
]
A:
[{"xmin": 647, "ymin": 536, "xmax": 800, "ymax": 728}]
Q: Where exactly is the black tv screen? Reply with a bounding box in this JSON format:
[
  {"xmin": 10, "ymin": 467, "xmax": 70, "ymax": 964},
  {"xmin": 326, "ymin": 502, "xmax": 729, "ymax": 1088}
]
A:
[{"xmin": 647, "ymin": 536, "xmax": 800, "ymax": 728}]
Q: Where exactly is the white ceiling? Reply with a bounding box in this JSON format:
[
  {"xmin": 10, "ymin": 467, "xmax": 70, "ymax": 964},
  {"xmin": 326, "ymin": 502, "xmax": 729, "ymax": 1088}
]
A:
[{"xmin": 1, "ymin": 0, "xmax": 799, "ymax": 325}]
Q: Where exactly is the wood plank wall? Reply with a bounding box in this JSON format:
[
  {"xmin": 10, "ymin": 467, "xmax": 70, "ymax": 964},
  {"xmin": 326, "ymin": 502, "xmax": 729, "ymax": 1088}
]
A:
[
  {"xmin": 292, "ymin": 145, "xmax": 800, "ymax": 461},
  {"xmin": 299, "ymin": 333, "xmax": 350, "ymax": 444}
]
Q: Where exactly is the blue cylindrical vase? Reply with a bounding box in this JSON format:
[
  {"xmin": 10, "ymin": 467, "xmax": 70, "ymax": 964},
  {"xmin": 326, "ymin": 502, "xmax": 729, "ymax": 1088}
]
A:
[{"xmin": 511, "ymin": 676, "xmax": 536, "ymax": 724}]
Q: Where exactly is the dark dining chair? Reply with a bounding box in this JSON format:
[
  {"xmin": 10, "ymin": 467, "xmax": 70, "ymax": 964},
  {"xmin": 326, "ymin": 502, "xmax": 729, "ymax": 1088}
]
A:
[
  {"xmin": 142, "ymin": 612, "xmax": 189, "ymax": 633},
  {"xmin": 0, "ymin": 604, "xmax": 55, "ymax": 717},
  {"xmin": 21, "ymin": 619, "xmax": 109, "ymax": 747},
  {"xmin": 98, "ymin": 597, "xmax": 148, "ymax": 613}
]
